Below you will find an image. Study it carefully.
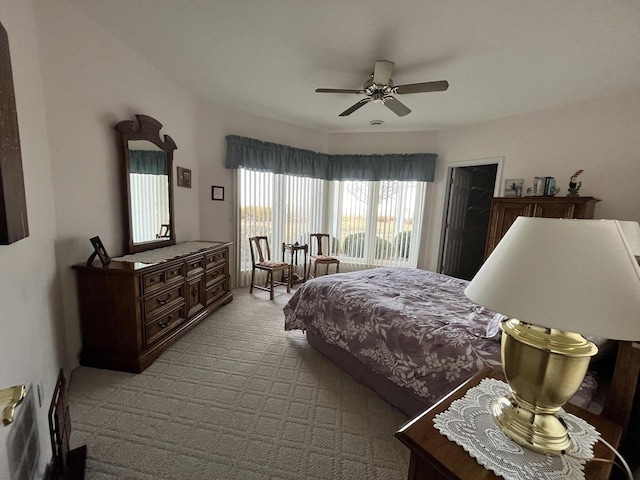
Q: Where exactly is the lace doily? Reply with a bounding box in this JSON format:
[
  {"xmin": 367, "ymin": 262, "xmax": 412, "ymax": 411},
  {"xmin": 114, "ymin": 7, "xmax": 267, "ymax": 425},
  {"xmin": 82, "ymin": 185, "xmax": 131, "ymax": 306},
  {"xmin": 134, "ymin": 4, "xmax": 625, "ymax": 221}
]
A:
[
  {"xmin": 433, "ymin": 378, "xmax": 600, "ymax": 480},
  {"xmin": 112, "ymin": 241, "xmax": 224, "ymax": 264}
]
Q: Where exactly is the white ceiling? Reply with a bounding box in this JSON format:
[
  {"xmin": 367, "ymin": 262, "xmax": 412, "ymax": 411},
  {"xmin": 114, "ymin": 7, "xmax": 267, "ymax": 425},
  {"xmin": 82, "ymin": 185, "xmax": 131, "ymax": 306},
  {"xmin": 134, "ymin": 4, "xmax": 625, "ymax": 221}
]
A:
[{"xmin": 69, "ymin": 0, "xmax": 640, "ymax": 133}]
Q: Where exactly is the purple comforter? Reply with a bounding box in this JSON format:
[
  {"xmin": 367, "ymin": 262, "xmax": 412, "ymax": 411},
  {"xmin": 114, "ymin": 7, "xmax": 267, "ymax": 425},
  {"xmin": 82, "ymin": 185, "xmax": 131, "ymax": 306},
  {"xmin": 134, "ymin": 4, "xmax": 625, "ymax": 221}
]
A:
[
  {"xmin": 284, "ymin": 267, "xmax": 506, "ymax": 406},
  {"xmin": 284, "ymin": 267, "xmax": 597, "ymax": 409}
]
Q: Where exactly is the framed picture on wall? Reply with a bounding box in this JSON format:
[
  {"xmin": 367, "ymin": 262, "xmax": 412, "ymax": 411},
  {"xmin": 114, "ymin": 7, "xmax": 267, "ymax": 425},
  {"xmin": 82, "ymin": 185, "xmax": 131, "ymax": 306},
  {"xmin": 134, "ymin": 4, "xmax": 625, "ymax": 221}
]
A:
[
  {"xmin": 504, "ymin": 179, "xmax": 524, "ymax": 197},
  {"xmin": 212, "ymin": 186, "xmax": 224, "ymax": 201},
  {"xmin": 177, "ymin": 167, "xmax": 191, "ymax": 188}
]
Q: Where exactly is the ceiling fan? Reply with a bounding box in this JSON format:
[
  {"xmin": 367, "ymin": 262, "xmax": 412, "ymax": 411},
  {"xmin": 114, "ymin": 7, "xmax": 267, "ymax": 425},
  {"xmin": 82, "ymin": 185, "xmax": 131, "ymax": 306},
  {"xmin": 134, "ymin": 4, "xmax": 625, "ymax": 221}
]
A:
[{"xmin": 316, "ymin": 60, "xmax": 449, "ymax": 117}]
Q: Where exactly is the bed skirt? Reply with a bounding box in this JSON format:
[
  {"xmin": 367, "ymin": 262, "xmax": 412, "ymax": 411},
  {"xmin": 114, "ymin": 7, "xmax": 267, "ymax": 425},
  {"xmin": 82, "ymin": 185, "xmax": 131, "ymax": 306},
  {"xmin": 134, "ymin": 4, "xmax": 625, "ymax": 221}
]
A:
[{"xmin": 306, "ymin": 330, "xmax": 428, "ymax": 418}]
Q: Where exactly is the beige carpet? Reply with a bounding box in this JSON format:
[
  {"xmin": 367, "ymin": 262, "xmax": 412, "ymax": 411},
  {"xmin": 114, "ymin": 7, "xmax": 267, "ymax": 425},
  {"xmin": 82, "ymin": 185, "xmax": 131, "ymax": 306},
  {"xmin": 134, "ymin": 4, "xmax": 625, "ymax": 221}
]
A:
[{"xmin": 68, "ymin": 287, "xmax": 410, "ymax": 479}]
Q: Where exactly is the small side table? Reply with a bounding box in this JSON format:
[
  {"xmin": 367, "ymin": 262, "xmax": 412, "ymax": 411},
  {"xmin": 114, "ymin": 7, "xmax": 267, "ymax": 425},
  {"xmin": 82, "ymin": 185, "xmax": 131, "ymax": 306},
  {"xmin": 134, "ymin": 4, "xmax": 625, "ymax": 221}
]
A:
[
  {"xmin": 281, "ymin": 242, "xmax": 308, "ymax": 284},
  {"xmin": 395, "ymin": 368, "xmax": 622, "ymax": 480}
]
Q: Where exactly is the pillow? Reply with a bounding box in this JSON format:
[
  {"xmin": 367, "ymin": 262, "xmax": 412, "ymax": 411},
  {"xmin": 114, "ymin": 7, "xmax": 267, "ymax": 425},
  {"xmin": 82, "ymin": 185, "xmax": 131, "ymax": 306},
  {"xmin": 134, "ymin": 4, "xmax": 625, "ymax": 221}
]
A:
[{"xmin": 487, "ymin": 313, "xmax": 507, "ymax": 341}]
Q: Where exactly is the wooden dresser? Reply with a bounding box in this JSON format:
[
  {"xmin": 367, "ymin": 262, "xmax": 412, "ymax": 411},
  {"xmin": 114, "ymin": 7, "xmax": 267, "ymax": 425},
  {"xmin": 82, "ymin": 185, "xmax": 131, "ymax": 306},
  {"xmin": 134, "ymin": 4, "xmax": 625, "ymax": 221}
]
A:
[
  {"xmin": 73, "ymin": 241, "xmax": 232, "ymax": 373},
  {"xmin": 484, "ymin": 196, "xmax": 600, "ymax": 258}
]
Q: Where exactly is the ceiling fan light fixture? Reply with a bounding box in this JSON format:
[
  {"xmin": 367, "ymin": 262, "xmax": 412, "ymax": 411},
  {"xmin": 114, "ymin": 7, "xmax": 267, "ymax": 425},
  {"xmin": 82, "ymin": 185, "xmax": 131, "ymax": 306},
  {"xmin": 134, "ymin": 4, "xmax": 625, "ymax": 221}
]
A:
[
  {"xmin": 369, "ymin": 119, "xmax": 384, "ymax": 126},
  {"xmin": 316, "ymin": 59, "xmax": 449, "ymax": 117}
]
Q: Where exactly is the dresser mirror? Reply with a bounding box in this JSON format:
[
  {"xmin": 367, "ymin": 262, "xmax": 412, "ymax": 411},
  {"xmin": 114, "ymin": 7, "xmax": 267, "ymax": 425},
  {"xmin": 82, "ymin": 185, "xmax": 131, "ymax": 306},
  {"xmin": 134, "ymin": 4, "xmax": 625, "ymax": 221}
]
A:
[{"xmin": 115, "ymin": 115, "xmax": 177, "ymax": 254}]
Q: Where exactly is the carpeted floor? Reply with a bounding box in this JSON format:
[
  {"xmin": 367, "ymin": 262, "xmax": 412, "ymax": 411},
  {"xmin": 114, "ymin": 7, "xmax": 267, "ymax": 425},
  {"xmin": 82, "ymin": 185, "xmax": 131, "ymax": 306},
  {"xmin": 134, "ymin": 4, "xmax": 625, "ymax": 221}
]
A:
[{"xmin": 68, "ymin": 287, "xmax": 410, "ymax": 479}]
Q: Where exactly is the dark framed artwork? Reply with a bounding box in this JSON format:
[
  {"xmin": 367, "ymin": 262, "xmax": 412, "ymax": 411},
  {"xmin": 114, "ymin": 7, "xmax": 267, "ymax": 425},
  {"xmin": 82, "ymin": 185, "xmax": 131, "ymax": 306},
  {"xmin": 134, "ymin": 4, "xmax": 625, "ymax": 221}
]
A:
[
  {"xmin": 88, "ymin": 236, "xmax": 111, "ymax": 266},
  {"xmin": 177, "ymin": 167, "xmax": 191, "ymax": 188},
  {"xmin": 0, "ymin": 21, "xmax": 29, "ymax": 244},
  {"xmin": 211, "ymin": 186, "xmax": 224, "ymax": 201}
]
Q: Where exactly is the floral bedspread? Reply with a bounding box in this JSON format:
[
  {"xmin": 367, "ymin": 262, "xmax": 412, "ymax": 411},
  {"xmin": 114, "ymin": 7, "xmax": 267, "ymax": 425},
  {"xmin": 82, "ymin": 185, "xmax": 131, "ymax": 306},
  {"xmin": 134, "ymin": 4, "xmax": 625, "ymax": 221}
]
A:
[
  {"xmin": 284, "ymin": 267, "xmax": 506, "ymax": 407},
  {"xmin": 284, "ymin": 267, "xmax": 597, "ymax": 409}
]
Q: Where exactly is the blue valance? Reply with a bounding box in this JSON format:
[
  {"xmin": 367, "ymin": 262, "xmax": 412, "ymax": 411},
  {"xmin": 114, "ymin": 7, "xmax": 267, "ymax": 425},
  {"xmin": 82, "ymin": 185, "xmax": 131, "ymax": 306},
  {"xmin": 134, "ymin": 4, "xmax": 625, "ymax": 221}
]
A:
[
  {"xmin": 129, "ymin": 150, "xmax": 167, "ymax": 175},
  {"xmin": 225, "ymin": 135, "xmax": 436, "ymax": 182}
]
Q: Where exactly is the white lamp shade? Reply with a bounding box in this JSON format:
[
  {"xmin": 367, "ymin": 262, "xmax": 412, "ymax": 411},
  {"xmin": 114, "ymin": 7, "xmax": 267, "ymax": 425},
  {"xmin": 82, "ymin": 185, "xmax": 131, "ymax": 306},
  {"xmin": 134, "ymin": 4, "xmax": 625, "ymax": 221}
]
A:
[
  {"xmin": 465, "ymin": 217, "xmax": 640, "ymax": 340},
  {"xmin": 619, "ymin": 220, "xmax": 640, "ymax": 256}
]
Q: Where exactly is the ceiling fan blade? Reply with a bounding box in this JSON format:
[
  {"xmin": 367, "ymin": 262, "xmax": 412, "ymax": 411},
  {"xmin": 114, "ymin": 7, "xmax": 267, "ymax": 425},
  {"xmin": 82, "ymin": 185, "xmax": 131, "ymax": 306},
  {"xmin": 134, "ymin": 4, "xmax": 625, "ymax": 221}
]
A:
[
  {"xmin": 394, "ymin": 80, "xmax": 449, "ymax": 94},
  {"xmin": 339, "ymin": 97, "xmax": 372, "ymax": 116},
  {"xmin": 383, "ymin": 97, "xmax": 411, "ymax": 117},
  {"xmin": 316, "ymin": 88, "xmax": 364, "ymax": 94},
  {"xmin": 373, "ymin": 60, "xmax": 395, "ymax": 85}
]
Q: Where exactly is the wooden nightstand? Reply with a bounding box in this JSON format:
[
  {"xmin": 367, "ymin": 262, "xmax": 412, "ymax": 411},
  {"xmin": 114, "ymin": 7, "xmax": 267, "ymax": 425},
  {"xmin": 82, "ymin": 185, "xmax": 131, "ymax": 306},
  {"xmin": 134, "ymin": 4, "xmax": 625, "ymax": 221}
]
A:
[{"xmin": 395, "ymin": 368, "xmax": 622, "ymax": 480}]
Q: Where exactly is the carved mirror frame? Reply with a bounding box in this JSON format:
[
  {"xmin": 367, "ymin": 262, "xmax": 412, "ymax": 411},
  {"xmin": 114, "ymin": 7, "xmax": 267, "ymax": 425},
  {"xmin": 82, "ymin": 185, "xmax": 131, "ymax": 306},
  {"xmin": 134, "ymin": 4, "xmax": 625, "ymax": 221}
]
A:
[{"xmin": 115, "ymin": 115, "xmax": 177, "ymax": 254}]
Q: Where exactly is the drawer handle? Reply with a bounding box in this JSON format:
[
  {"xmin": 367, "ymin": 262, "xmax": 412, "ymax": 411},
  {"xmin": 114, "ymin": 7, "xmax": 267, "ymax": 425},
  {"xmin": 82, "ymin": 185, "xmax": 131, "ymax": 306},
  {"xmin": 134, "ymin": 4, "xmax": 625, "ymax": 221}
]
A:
[
  {"xmin": 148, "ymin": 278, "xmax": 156, "ymax": 283},
  {"xmin": 157, "ymin": 292, "xmax": 173, "ymax": 305},
  {"xmin": 158, "ymin": 315, "xmax": 173, "ymax": 328},
  {"xmin": 192, "ymin": 263, "xmax": 199, "ymax": 268}
]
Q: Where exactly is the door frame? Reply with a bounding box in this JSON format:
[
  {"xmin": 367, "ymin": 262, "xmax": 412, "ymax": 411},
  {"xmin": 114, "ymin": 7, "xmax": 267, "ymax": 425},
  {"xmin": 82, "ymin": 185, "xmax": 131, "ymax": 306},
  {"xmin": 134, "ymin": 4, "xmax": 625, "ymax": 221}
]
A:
[{"xmin": 437, "ymin": 156, "xmax": 504, "ymax": 275}]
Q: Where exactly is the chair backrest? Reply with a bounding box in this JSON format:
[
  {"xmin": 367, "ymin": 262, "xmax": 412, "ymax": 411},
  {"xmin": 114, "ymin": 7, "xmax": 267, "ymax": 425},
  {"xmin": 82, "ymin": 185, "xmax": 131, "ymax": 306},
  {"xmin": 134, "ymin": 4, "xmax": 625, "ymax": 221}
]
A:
[
  {"xmin": 310, "ymin": 233, "xmax": 332, "ymax": 256},
  {"xmin": 249, "ymin": 236, "xmax": 271, "ymax": 265}
]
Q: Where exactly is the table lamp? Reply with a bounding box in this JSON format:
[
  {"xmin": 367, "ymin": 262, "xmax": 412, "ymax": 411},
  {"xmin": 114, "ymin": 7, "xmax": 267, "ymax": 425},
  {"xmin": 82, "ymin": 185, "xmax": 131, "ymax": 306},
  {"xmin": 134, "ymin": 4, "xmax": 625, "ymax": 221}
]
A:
[{"xmin": 465, "ymin": 217, "xmax": 640, "ymax": 455}]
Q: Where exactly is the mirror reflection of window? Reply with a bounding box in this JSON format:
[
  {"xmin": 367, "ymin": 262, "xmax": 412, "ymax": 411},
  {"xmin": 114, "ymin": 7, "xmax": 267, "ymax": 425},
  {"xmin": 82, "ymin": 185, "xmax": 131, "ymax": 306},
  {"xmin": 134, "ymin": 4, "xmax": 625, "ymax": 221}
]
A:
[{"xmin": 128, "ymin": 147, "xmax": 170, "ymax": 244}]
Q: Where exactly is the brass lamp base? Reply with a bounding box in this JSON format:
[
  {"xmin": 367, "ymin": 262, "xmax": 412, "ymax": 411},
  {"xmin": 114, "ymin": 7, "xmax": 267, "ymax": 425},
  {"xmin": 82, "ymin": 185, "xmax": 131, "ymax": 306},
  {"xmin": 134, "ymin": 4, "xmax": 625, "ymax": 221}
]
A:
[
  {"xmin": 495, "ymin": 319, "xmax": 598, "ymax": 455},
  {"xmin": 492, "ymin": 396, "xmax": 571, "ymax": 454}
]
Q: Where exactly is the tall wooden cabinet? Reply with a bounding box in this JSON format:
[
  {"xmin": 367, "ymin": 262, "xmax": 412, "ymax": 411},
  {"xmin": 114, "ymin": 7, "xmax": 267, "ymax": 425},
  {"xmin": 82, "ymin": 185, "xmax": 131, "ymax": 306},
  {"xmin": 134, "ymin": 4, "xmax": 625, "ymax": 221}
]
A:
[
  {"xmin": 485, "ymin": 196, "xmax": 600, "ymax": 258},
  {"xmin": 73, "ymin": 241, "xmax": 232, "ymax": 373}
]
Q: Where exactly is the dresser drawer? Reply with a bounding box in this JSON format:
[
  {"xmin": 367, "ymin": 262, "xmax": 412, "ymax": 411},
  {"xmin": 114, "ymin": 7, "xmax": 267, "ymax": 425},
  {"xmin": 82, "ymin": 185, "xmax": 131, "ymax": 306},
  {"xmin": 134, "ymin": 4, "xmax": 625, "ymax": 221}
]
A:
[
  {"xmin": 206, "ymin": 249, "xmax": 228, "ymax": 267},
  {"xmin": 205, "ymin": 264, "xmax": 227, "ymax": 287},
  {"xmin": 145, "ymin": 305, "xmax": 186, "ymax": 346},
  {"xmin": 142, "ymin": 264, "xmax": 185, "ymax": 294},
  {"xmin": 185, "ymin": 256, "xmax": 205, "ymax": 276},
  {"xmin": 144, "ymin": 283, "xmax": 185, "ymax": 317},
  {"xmin": 206, "ymin": 279, "xmax": 229, "ymax": 306}
]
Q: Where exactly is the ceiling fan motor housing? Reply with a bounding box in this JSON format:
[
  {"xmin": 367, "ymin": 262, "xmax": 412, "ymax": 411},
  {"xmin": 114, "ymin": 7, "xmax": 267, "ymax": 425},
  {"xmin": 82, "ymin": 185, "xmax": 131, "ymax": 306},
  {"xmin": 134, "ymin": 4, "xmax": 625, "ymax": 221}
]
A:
[{"xmin": 364, "ymin": 77, "xmax": 394, "ymax": 97}]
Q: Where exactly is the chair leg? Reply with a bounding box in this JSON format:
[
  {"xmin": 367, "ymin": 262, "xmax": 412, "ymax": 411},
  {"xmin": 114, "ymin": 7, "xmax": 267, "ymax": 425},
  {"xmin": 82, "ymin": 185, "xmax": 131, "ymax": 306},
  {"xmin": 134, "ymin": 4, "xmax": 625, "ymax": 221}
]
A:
[
  {"xmin": 286, "ymin": 266, "xmax": 292, "ymax": 293},
  {"xmin": 269, "ymin": 270, "xmax": 275, "ymax": 300},
  {"xmin": 336, "ymin": 262, "xmax": 340, "ymax": 274},
  {"xmin": 250, "ymin": 268, "xmax": 255, "ymax": 293}
]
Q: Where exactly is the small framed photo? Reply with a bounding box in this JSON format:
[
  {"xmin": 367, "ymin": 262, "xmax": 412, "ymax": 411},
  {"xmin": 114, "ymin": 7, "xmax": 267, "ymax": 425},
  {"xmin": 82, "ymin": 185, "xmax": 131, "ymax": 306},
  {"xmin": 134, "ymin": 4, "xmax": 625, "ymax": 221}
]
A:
[
  {"xmin": 89, "ymin": 236, "xmax": 110, "ymax": 266},
  {"xmin": 177, "ymin": 167, "xmax": 191, "ymax": 188},
  {"xmin": 211, "ymin": 186, "xmax": 224, "ymax": 201},
  {"xmin": 504, "ymin": 179, "xmax": 524, "ymax": 197}
]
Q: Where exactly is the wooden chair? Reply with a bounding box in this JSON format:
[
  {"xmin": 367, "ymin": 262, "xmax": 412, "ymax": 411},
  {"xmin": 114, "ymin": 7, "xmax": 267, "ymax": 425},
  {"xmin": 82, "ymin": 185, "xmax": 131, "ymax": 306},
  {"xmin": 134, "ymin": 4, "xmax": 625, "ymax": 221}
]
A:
[
  {"xmin": 308, "ymin": 233, "xmax": 340, "ymax": 278},
  {"xmin": 248, "ymin": 236, "xmax": 291, "ymax": 300}
]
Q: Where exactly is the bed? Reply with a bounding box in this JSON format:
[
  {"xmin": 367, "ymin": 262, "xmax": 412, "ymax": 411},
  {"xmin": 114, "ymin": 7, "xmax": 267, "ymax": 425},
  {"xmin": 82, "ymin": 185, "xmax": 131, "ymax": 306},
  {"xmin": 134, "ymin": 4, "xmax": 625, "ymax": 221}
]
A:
[{"xmin": 284, "ymin": 267, "xmax": 601, "ymax": 418}]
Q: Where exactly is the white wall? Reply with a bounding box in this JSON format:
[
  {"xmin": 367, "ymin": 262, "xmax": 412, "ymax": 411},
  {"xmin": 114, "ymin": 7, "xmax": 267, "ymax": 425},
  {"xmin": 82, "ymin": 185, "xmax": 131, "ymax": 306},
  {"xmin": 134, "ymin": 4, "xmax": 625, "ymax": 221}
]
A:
[
  {"xmin": 421, "ymin": 88, "xmax": 640, "ymax": 270},
  {"xmin": 33, "ymin": 0, "xmax": 205, "ymax": 369},
  {"xmin": 327, "ymin": 130, "xmax": 438, "ymax": 155},
  {"xmin": 0, "ymin": 1, "xmax": 66, "ymax": 478}
]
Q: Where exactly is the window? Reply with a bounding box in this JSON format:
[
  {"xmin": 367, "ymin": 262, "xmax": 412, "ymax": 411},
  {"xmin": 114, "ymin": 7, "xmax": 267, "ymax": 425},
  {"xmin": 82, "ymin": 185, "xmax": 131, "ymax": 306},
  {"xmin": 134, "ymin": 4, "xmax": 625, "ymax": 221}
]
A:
[
  {"xmin": 236, "ymin": 169, "xmax": 426, "ymax": 286},
  {"xmin": 330, "ymin": 180, "xmax": 425, "ymax": 268}
]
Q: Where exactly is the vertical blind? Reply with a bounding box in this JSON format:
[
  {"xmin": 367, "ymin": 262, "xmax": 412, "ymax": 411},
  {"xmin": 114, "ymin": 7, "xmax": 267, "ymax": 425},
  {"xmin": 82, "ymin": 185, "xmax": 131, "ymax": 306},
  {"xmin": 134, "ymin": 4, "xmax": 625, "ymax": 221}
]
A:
[
  {"xmin": 130, "ymin": 173, "xmax": 170, "ymax": 243},
  {"xmin": 235, "ymin": 168, "xmax": 426, "ymax": 287},
  {"xmin": 236, "ymin": 169, "xmax": 325, "ymax": 286}
]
